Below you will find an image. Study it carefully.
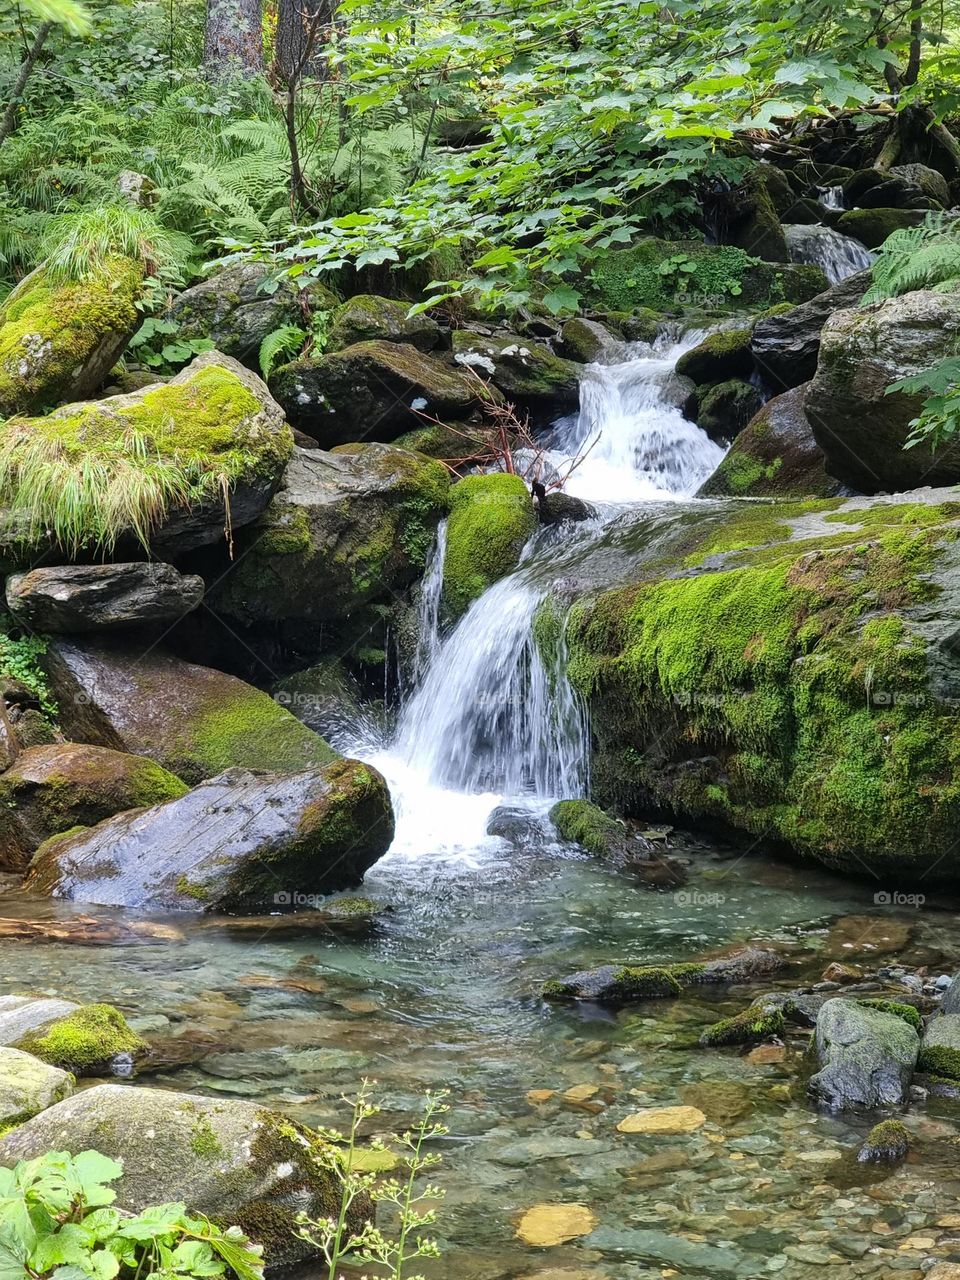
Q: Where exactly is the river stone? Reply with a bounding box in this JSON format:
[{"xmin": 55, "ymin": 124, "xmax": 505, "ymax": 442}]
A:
[
  {"xmin": 586, "ymin": 1226, "xmax": 746, "ymax": 1276},
  {"xmin": 675, "ymin": 329, "xmax": 753, "ymax": 385},
  {"xmin": 5, "ymin": 563, "xmax": 204, "ymax": 633},
  {"xmin": 270, "ymin": 340, "xmax": 492, "ymax": 446},
  {"xmin": 451, "ymin": 331, "xmax": 581, "ymax": 412},
  {"xmin": 0, "ymin": 1083, "xmax": 351, "ymax": 1268},
  {"xmin": 515, "ymin": 1204, "xmax": 598, "ymax": 1247},
  {"xmin": 616, "ymin": 1105, "xmax": 706, "ymax": 1134},
  {"xmin": 697, "ymin": 383, "xmax": 844, "ymax": 498},
  {"xmin": 26, "ymin": 759, "xmax": 393, "ymax": 911},
  {"xmin": 890, "ymin": 163, "xmax": 952, "ymax": 206},
  {"xmin": 809, "ymin": 998, "xmax": 919, "ymax": 1109},
  {"xmin": 835, "ymin": 207, "xmax": 928, "ymax": 247},
  {"xmin": 44, "ymin": 638, "xmax": 335, "ymax": 784},
  {"xmin": 940, "ymin": 972, "xmax": 960, "ymax": 1014},
  {"xmin": 0, "ymin": 996, "xmax": 79, "ymax": 1045},
  {"xmin": 559, "ymin": 316, "xmax": 623, "ymax": 362},
  {"xmin": 326, "ymin": 294, "xmax": 440, "ymax": 353},
  {"xmin": 0, "ymin": 742, "xmax": 188, "ymax": 870},
  {"xmin": 805, "ymin": 289, "xmax": 960, "ymax": 491},
  {"xmin": 0, "ymin": 1047, "xmax": 73, "ymax": 1123},
  {"xmin": 751, "ymin": 269, "xmax": 871, "ymax": 390}
]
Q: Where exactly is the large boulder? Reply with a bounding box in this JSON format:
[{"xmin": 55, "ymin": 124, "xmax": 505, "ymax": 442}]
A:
[
  {"xmin": 889, "ymin": 163, "xmax": 952, "ymax": 207},
  {"xmin": 210, "ymin": 443, "xmax": 448, "ymax": 628},
  {"xmin": 26, "ymin": 759, "xmax": 394, "ymax": 911},
  {"xmin": 918, "ymin": 1011, "xmax": 960, "ymax": 1079},
  {"xmin": 166, "ymin": 261, "xmax": 337, "ymax": 367},
  {"xmin": 271, "ymin": 340, "xmax": 492, "ymax": 446},
  {"xmin": 805, "ymin": 289, "xmax": 960, "ymax": 492},
  {"xmin": 5, "ymin": 563, "xmax": 204, "ymax": 633},
  {"xmin": 562, "ymin": 489, "xmax": 960, "ymax": 880},
  {"xmin": 0, "ymin": 1083, "xmax": 352, "ymax": 1268},
  {"xmin": 835, "ymin": 207, "xmax": 927, "ymax": 248},
  {"xmin": 0, "ymin": 1047, "xmax": 73, "ymax": 1124},
  {"xmin": 751, "ymin": 270, "xmax": 871, "ymax": 390},
  {"xmin": 0, "ymin": 257, "xmax": 144, "ymax": 416},
  {"xmin": 0, "ymin": 742, "xmax": 188, "ymax": 870},
  {"xmin": 703, "ymin": 169, "xmax": 790, "ymax": 263},
  {"xmin": 697, "ymin": 385, "xmax": 845, "ymax": 498},
  {"xmin": 675, "ymin": 329, "xmax": 753, "ymax": 385},
  {"xmin": 451, "ymin": 331, "xmax": 581, "ymax": 413},
  {"xmin": 442, "ymin": 473, "xmax": 536, "ymax": 618},
  {"xmin": 326, "ymin": 294, "xmax": 440, "ymax": 353},
  {"xmin": 809, "ymin": 998, "xmax": 919, "ymax": 1109},
  {"xmin": 0, "ymin": 353, "xmax": 293, "ymax": 562},
  {"xmin": 44, "ymin": 639, "xmax": 336, "ymax": 784},
  {"xmin": 842, "ymin": 168, "xmax": 941, "ymax": 210}
]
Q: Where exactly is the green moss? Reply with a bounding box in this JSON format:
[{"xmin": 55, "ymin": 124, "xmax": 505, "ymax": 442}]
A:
[
  {"xmin": 676, "ymin": 329, "xmax": 753, "ymax": 383},
  {"xmin": 857, "ymin": 999, "xmax": 921, "ymax": 1030},
  {"xmin": 19, "ymin": 1003, "xmax": 145, "ymax": 1075},
  {"xmin": 190, "ymin": 1115, "xmax": 225, "ymax": 1158},
  {"xmin": 442, "ymin": 472, "xmax": 536, "ymax": 617},
  {"xmin": 549, "ymin": 798, "xmax": 622, "ymax": 857},
  {"xmin": 917, "ymin": 1045, "xmax": 960, "ymax": 1079},
  {"xmin": 701, "ymin": 1002, "xmax": 788, "ymax": 1046},
  {"xmin": 859, "ymin": 1118, "xmax": 909, "ymax": 1163},
  {"xmin": 181, "ymin": 686, "xmax": 336, "ymax": 780},
  {"xmin": 836, "ymin": 207, "xmax": 927, "ymax": 248},
  {"xmin": 175, "ymin": 874, "xmax": 212, "ymax": 902}
]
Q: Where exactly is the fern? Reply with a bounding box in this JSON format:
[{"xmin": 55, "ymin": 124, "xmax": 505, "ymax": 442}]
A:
[
  {"xmin": 863, "ymin": 214, "xmax": 960, "ymax": 303},
  {"xmin": 259, "ymin": 324, "xmax": 306, "ymax": 379}
]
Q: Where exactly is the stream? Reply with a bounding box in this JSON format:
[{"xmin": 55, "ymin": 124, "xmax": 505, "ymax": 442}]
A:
[{"xmin": 4, "ymin": 331, "xmax": 960, "ymax": 1277}]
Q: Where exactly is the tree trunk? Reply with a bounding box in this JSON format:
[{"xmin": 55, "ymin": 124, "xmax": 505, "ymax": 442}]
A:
[
  {"xmin": 0, "ymin": 21, "xmax": 53, "ymax": 149},
  {"xmin": 204, "ymin": 0, "xmax": 264, "ymax": 81}
]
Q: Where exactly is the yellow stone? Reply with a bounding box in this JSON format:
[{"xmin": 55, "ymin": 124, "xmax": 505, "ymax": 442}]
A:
[
  {"xmin": 617, "ymin": 1106, "xmax": 706, "ymax": 1134},
  {"xmin": 928, "ymin": 1266, "xmax": 960, "ymax": 1280},
  {"xmin": 527, "ymin": 1089, "xmax": 556, "ymax": 1104},
  {"xmin": 564, "ymin": 1083, "xmax": 599, "ymax": 1103},
  {"xmin": 938, "ymin": 1216, "xmax": 960, "ymax": 1228},
  {"xmin": 516, "ymin": 1204, "xmax": 599, "ymax": 1248}
]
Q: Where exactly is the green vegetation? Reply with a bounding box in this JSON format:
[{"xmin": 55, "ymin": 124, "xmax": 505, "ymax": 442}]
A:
[
  {"xmin": 701, "ymin": 1002, "xmax": 789, "ymax": 1046},
  {"xmin": 549, "ymin": 798, "xmax": 623, "ymax": 857},
  {"xmin": 857, "ymin": 998, "xmax": 922, "ymax": 1030},
  {"xmin": 917, "ymin": 1044, "xmax": 960, "ymax": 1079},
  {"xmin": 18, "ymin": 1004, "xmax": 145, "ymax": 1075},
  {"xmin": 442, "ymin": 473, "xmax": 536, "ymax": 618}
]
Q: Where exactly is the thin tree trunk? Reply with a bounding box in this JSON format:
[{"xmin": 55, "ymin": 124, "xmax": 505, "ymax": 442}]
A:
[
  {"xmin": 276, "ymin": 0, "xmax": 333, "ymax": 82},
  {"xmin": 204, "ymin": 0, "xmax": 264, "ymax": 81},
  {"xmin": 0, "ymin": 21, "xmax": 52, "ymax": 149}
]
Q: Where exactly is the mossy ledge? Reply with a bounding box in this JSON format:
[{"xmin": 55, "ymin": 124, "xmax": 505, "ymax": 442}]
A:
[{"xmin": 442, "ymin": 472, "xmax": 536, "ymax": 618}]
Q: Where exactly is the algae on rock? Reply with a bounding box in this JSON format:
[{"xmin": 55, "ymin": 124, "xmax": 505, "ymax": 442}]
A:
[{"xmin": 442, "ymin": 473, "xmax": 536, "ymax": 618}]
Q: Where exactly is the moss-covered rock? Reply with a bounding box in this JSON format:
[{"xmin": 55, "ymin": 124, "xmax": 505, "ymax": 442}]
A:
[
  {"xmin": 858, "ymin": 998, "xmax": 922, "ymax": 1031},
  {"xmin": 835, "ymin": 207, "xmax": 927, "ymax": 248},
  {"xmin": 0, "ymin": 1047, "xmax": 73, "ymax": 1126},
  {"xmin": 0, "ymin": 742, "xmax": 188, "ymax": 870},
  {"xmin": 558, "ymin": 317, "xmax": 622, "ymax": 363},
  {"xmin": 810, "ymin": 998, "xmax": 919, "ymax": 1109},
  {"xmin": 706, "ymin": 168, "xmax": 790, "ymax": 263},
  {"xmin": 17, "ymin": 1004, "xmax": 145, "ymax": 1077},
  {"xmin": 0, "ymin": 256, "xmax": 144, "ymax": 416},
  {"xmin": 326, "ymin": 294, "xmax": 440, "ymax": 353},
  {"xmin": 451, "ymin": 331, "xmax": 581, "ymax": 413},
  {"xmin": 0, "ymin": 1083, "xmax": 358, "ymax": 1269},
  {"xmin": 271, "ymin": 340, "xmax": 493, "ymax": 447},
  {"xmin": 694, "ymin": 379, "xmax": 762, "ymax": 442},
  {"xmin": 549, "ymin": 798, "xmax": 624, "ymax": 857},
  {"xmin": 45, "ymin": 638, "xmax": 335, "ymax": 785},
  {"xmin": 392, "ymin": 421, "xmax": 503, "ymax": 463},
  {"xmin": 442, "ymin": 473, "xmax": 536, "ymax": 618},
  {"xmin": 584, "ymin": 238, "xmax": 827, "ymax": 313},
  {"xmin": 676, "ymin": 329, "xmax": 754, "ymax": 385},
  {"xmin": 211, "ymin": 443, "xmax": 449, "ymax": 634},
  {"xmin": 750, "ymin": 268, "xmax": 871, "ymax": 390},
  {"xmin": 562, "ymin": 489, "xmax": 960, "ymax": 880},
  {"xmin": 700, "ymin": 1002, "xmax": 788, "ymax": 1047},
  {"xmin": 858, "ymin": 1118, "xmax": 909, "ymax": 1163},
  {"xmin": 697, "ymin": 384, "xmax": 843, "ymax": 498},
  {"xmin": 0, "ymin": 352, "xmax": 293, "ymax": 560},
  {"xmin": 543, "ymin": 963, "xmax": 705, "ymax": 1003}
]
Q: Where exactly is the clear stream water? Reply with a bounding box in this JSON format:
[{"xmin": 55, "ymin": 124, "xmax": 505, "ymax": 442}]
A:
[{"xmin": 4, "ymin": 336, "xmax": 960, "ymax": 1278}]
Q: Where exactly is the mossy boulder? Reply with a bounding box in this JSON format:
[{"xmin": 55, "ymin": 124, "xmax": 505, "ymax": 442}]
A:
[
  {"xmin": 442, "ymin": 473, "xmax": 536, "ymax": 618},
  {"xmin": 559, "ymin": 317, "xmax": 622, "ymax": 363},
  {"xmin": 26, "ymin": 758, "xmax": 394, "ymax": 911},
  {"xmin": 5, "ymin": 563, "xmax": 204, "ymax": 633},
  {"xmin": 584, "ymin": 238, "xmax": 827, "ymax": 313},
  {"xmin": 210, "ymin": 443, "xmax": 449, "ymax": 630},
  {"xmin": 17, "ymin": 1003, "xmax": 145, "ymax": 1077},
  {"xmin": 706, "ymin": 168, "xmax": 790, "ymax": 263},
  {"xmin": 0, "ymin": 352, "xmax": 294, "ymax": 562},
  {"xmin": 698, "ymin": 384, "xmax": 843, "ymax": 498},
  {"xmin": 835, "ymin": 207, "xmax": 927, "ymax": 248},
  {"xmin": 858, "ymin": 1118, "xmax": 909, "ymax": 1163},
  {"xmin": 809, "ymin": 998, "xmax": 919, "ymax": 1109},
  {"xmin": 0, "ymin": 256, "xmax": 144, "ymax": 416},
  {"xmin": 44, "ymin": 638, "xmax": 336, "ymax": 785},
  {"xmin": 750, "ymin": 269, "xmax": 871, "ymax": 390},
  {"xmin": 544, "ymin": 946, "xmax": 783, "ymax": 1004},
  {"xmin": 694, "ymin": 379, "xmax": 762, "ymax": 442},
  {"xmin": 918, "ymin": 1012, "xmax": 960, "ymax": 1081},
  {"xmin": 676, "ymin": 329, "xmax": 754, "ymax": 385},
  {"xmin": 562, "ymin": 489, "xmax": 960, "ymax": 880},
  {"xmin": 326, "ymin": 294, "xmax": 440, "ymax": 353},
  {"xmin": 890, "ymin": 163, "xmax": 951, "ymax": 207},
  {"xmin": 273, "ymin": 658, "xmax": 364, "ymax": 740},
  {"xmin": 271, "ymin": 340, "xmax": 492, "ymax": 447},
  {"xmin": 0, "ymin": 1047, "xmax": 73, "ymax": 1125},
  {"xmin": 806, "ymin": 289, "xmax": 960, "ymax": 492},
  {"xmin": 0, "ymin": 1083, "xmax": 357, "ymax": 1269},
  {"xmin": 701, "ymin": 1001, "xmax": 788, "ymax": 1047},
  {"xmin": 549, "ymin": 798, "xmax": 624, "ymax": 857},
  {"xmin": 0, "ymin": 742, "xmax": 188, "ymax": 870},
  {"xmin": 392, "ymin": 420, "xmax": 502, "ymax": 463},
  {"xmin": 451, "ymin": 331, "xmax": 581, "ymax": 412}
]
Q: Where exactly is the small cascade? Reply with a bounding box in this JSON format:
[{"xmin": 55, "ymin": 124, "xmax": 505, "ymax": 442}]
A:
[
  {"xmin": 818, "ymin": 185, "xmax": 845, "ymax": 210},
  {"xmin": 784, "ymin": 222, "xmax": 874, "ymax": 285},
  {"xmin": 410, "ymin": 519, "xmax": 447, "ymax": 685}
]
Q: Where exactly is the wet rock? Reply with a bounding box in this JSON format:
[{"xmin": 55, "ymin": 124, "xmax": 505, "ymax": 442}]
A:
[
  {"xmin": 806, "ymin": 289, "xmax": 960, "ymax": 491},
  {"xmin": 0, "ymin": 1083, "xmax": 354, "ymax": 1268},
  {"xmin": 675, "ymin": 329, "xmax": 753, "ymax": 385},
  {"xmin": 442, "ymin": 472, "xmax": 536, "ymax": 618},
  {"xmin": 451, "ymin": 331, "xmax": 581, "ymax": 413},
  {"xmin": 940, "ymin": 971, "xmax": 960, "ymax": 1014},
  {"xmin": 0, "ymin": 1047, "xmax": 73, "ymax": 1123},
  {"xmin": 822, "ymin": 962, "xmax": 864, "ymax": 984},
  {"xmin": 544, "ymin": 947, "xmax": 783, "ymax": 1004},
  {"xmin": 548, "ymin": 798, "xmax": 685, "ymax": 884},
  {"xmin": 0, "ymin": 995, "xmax": 80, "ymax": 1043},
  {"xmin": 918, "ymin": 1011, "xmax": 960, "ymax": 1080},
  {"xmin": 586, "ymin": 1226, "xmax": 746, "ymax": 1276},
  {"xmin": 271, "ymin": 340, "xmax": 491, "ymax": 446},
  {"xmin": 697, "ymin": 383, "xmax": 844, "ymax": 499},
  {"xmin": 26, "ymin": 759, "xmax": 394, "ymax": 912},
  {"xmin": 273, "ymin": 658, "xmax": 364, "ymax": 740},
  {"xmin": 45, "ymin": 638, "xmax": 335, "ymax": 784},
  {"xmin": 0, "ymin": 742, "xmax": 188, "ymax": 870},
  {"xmin": 809, "ymin": 998, "xmax": 919, "ymax": 1109},
  {"xmin": 5, "ymin": 563, "xmax": 204, "ymax": 633},
  {"xmin": 538, "ymin": 492, "xmax": 594, "ymax": 525},
  {"xmin": 0, "ymin": 257, "xmax": 143, "ymax": 416},
  {"xmin": 559, "ymin": 317, "xmax": 622, "ymax": 363},
  {"xmin": 209, "ymin": 444, "xmax": 448, "ymax": 629},
  {"xmin": 515, "ymin": 1203, "xmax": 598, "ymax": 1247},
  {"xmin": 486, "ymin": 804, "xmax": 549, "ymax": 847},
  {"xmin": 835, "ymin": 207, "xmax": 927, "ymax": 247},
  {"xmin": 616, "ymin": 1105, "xmax": 706, "ymax": 1134},
  {"xmin": 326, "ymin": 294, "xmax": 440, "ymax": 353},
  {"xmin": 750, "ymin": 269, "xmax": 871, "ymax": 390},
  {"xmin": 890, "ymin": 163, "xmax": 952, "ymax": 206},
  {"xmin": 694, "ymin": 379, "xmax": 763, "ymax": 442},
  {"xmin": 701, "ymin": 1000, "xmax": 788, "ymax": 1046},
  {"xmin": 858, "ymin": 1118, "xmax": 909, "ymax": 1163}
]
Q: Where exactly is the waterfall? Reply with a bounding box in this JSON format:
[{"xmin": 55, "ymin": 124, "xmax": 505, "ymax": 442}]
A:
[
  {"xmin": 784, "ymin": 222, "xmax": 875, "ymax": 285},
  {"xmin": 354, "ymin": 330, "xmax": 725, "ymax": 859},
  {"xmin": 818, "ymin": 186, "xmax": 845, "ymax": 210}
]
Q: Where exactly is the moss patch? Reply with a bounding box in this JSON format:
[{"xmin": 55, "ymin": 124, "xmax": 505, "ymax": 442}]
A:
[
  {"xmin": 442, "ymin": 472, "xmax": 536, "ymax": 617},
  {"xmin": 19, "ymin": 1003, "xmax": 145, "ymax": 1076},
  {"xmin": 549, "ymin": 798, "xmax": 623, "ymax": 857},
  {"xmin": 701, "ymin": 1002, "xmax": 788, "ymax": 1046},
  {"xmin": 917, "ymin": 1044, "xmax": 960, "ymax": 1079},
  {"xmin": 857, "ymin": 999, "xmax": 921, "ymax": 1031}
]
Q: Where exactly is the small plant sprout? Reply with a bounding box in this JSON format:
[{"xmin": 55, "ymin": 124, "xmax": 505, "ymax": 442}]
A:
[{"xmin": 295, "ymin": 1079, "xmax": 450, "ymax": 1280}]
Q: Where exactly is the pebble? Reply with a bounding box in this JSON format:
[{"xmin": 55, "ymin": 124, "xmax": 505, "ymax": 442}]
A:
[{"xmin": 617, "ymin": 1106, "xmax": 707, "ymax": 1134}]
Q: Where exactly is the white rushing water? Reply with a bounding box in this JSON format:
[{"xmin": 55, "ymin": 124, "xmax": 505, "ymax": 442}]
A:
[
  {"xmin": 355, "ymin": 329, "xmax": 725, "ymax": 861},
  {"xmin": 784, "ymin": 222, "xmax": 875, "ymax": 285}
]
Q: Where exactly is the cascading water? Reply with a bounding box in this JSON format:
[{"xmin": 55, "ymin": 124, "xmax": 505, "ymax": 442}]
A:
[
  {"xmin": 784, "ymin": 222, "xmax": 875, "ymax": 284},
  {"xmin": 352, "ymin": 328, "xmax": 726, "ymax": 859},
  {"xmin": 818, "ymin": 185, "xmax": 845, "ymax": 210}
]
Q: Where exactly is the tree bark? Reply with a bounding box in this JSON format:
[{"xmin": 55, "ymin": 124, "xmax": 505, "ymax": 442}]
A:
[
  {"xmin": 275, "ymin": 0, "xmax": 336, "ymax": 82},
  {"xmin": 0, "ymin": 21, "xmax": 53, "ymax": 149},
  {"xmin": 204, "ymin": 0, "xmax": 264, "ymax": 81}
]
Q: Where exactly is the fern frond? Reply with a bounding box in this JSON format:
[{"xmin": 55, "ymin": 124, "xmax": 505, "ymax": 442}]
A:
[
  {"xmin": 863, "ymin": 214, "xmax": 960, "ymax": 303},
  {"xmin": 259, "ymin": 324, "xmax": 307, "ymax": 380}
]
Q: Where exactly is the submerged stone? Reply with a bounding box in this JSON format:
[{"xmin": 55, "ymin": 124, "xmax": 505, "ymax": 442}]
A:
[
  {"xmin": 16, "ymin": 1003, "xmax": 145, "ymax": 1077},
  {"xmin": 515, "ymin": 1203, "xmax": 598, "ymax": 1247},
  {"xmin": 858, "ymin": 1118, "xmax": 909, "ymax": 1163},
  {"xmin": 616, "ymin": 1105, "xmax": 706, "ymax": 1134},
  {"xmin": 809, "ymin": 998, "xmax": 919, "ymax": 1110}
]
